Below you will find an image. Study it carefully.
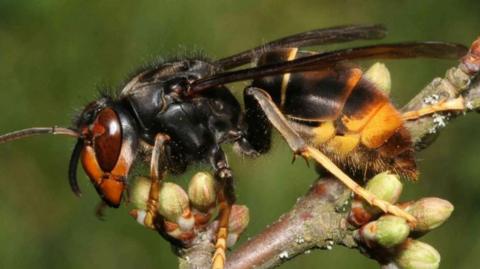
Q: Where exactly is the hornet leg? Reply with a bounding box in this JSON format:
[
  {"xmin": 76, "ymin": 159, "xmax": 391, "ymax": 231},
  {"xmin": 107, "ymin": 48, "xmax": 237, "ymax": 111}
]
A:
[
  {"xmin": 209, "ymin": 145, "xmax": 235, "ymax": 269},
  {"xmin": 144, "ymin": 133, "xmax": 170, "ymax": 229},
  {"xmin": 245, "ymin": 86, "xmax": 416, "ymax": 223},
  {"xmin": 402, "ymin": 96, "xmax": 465, "ymax": 120}
]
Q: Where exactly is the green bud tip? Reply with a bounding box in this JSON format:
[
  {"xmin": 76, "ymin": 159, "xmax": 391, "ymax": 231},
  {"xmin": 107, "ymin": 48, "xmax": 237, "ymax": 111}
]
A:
[
  {"xmin": 188, "ymin": 171, "xmax": 217, "ymax": 212},
  {"xmin": 366, "ymin": 172, "xmax": 403, "ymax": 204},
  {"xmin": 357, "ymin": 215, "xmax": 410, "ymax": 248},
  {"xmin": 404, "ymin": 197, "xmax": 454, "ymax": 233},
  {"xmin": 129, "ymin": 176, "xmax": 152, "ymax": 210},
  {"xmin": 158, "ymin": 182, "xmax": 194, "ymax": 231},
  {"xmin": 365, "ymin": 62, "xmax": 392, "ymax": 94},
  {"xmin": 394, "ymin": 239, "xmax": 441, "ymax": 269}
]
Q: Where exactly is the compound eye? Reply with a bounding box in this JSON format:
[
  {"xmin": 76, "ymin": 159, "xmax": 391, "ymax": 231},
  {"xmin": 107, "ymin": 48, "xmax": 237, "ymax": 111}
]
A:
[{"xmin": 92, "ymin": 108, "xmax": 122, "ymax": 172}]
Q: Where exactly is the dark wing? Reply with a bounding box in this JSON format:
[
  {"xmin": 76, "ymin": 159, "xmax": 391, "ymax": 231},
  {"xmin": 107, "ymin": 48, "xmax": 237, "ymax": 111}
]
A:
[
  {"xmin": 215, "ymin": 24, "xmax": 387, "ymax": 69},
  {"xmin": 192, "ymin": 42, "xmax": 468, "ymax": 93}
]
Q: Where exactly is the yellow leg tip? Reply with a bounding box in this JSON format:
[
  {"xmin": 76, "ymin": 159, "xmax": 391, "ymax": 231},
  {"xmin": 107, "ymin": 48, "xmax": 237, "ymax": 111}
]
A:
[{"xmin": 211, "ymin": 249, "xmax": 226, "ymax": 269}]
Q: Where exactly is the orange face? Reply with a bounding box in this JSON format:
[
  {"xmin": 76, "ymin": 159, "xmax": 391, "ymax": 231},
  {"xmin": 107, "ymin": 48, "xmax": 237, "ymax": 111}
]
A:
[{"xmin": 79, "ymin": 107, "xmax": 134, "ymax": 207}]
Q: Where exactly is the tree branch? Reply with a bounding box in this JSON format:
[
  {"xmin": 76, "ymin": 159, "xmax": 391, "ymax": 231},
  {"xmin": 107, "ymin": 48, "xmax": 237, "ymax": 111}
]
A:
[
  {"xmin": 227, "ymin": 177, "xmax": 354, "ymax": 269},
  {"xmin": 178, "ymin": 36, "xmax": 480, "ymax": 269},
  {"xmin": 402, "ymin": 37, "xmax": 480, "ymax": 149}
]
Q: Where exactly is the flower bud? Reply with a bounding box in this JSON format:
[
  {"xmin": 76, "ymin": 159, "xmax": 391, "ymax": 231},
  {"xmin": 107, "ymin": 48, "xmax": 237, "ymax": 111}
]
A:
[
  {"xmin": 228, "ymin": 205, "xmax": 250, "ymax": 233},
  {"xmin": 365, "ymin": 62, "xmax": 392, "ymax": 94},
  {"xmin": 355, "ymin": 215, "xmax": 410, "ymax": 248},
  {"xmin": 129, "ymin": 176, "xmax": 152, "ymax": 210},
  {"xmin": 158, "ymin": 182, "xmax": 194, "ymax": 231},
  {"xmin": 366, "ymin": 172, "xmax": 403, "ymax": 204},
  {"xmin": 394, "ymin": 239, "xmax": 441, "ymax": 269},
  {"xmin": 188, "ymin": 172, "xmax": 217, "ymax": 212},
  {"xmin": 349, "ymin": 172, "xmax": 403, "ymax": 226},
  {"xmin": 403, "ymin": 197, "xmax": 454, "ymax": 233},
  {"xmin": 227, "ymin": 205, "xmax": 250, "ymax": 247}
]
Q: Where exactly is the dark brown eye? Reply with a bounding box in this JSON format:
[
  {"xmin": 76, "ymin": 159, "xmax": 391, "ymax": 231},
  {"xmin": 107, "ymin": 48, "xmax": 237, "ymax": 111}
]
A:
[{"xmin": 92, "ymin": 108, "xmax": 122, "ymax": 172}]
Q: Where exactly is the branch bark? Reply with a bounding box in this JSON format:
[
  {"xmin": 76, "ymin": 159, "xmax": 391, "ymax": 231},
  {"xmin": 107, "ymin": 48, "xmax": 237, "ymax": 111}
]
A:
[
  {"xmin": 178, "ymin": 36, "xmax": 480, "ymax": 269},
  {"xmin": 226, "ymin": 177, "xmax": 354, "ymax": 269}
]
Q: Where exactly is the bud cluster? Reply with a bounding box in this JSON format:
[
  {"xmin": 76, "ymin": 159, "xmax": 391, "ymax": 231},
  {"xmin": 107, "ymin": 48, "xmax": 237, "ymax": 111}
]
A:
[
  {"xmin": 349, "ymin": 172, "xmax": 453, "ymax": 269},
  {"xmin": 128, "ymin": 172, "xmax": 249, "ymax": 247}
]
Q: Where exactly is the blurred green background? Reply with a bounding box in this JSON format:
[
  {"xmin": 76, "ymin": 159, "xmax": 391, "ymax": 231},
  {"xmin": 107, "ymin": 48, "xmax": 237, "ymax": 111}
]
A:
[{"xmin": 0, "ymin": 1, "xmax": 479, "ymax": 268}]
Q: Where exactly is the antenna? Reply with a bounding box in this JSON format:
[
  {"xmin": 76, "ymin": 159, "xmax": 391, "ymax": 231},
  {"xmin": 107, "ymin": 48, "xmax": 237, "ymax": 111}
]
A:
[{"xmin": 0, "ymin": 126, "xmax": 79, "ymax": 144}]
